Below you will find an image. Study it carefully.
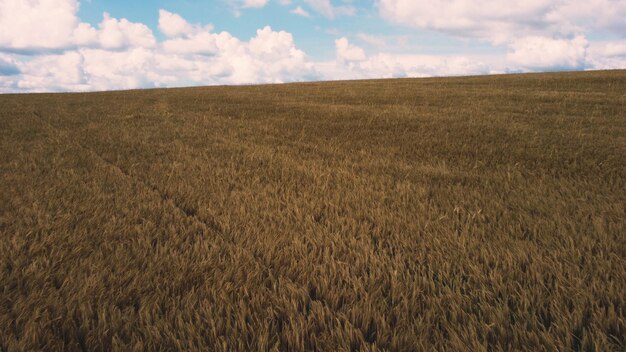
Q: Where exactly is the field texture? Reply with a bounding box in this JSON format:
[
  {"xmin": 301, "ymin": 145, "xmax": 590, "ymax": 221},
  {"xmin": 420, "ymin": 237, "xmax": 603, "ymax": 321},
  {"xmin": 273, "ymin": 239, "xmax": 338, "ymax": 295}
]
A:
[{"xmin": 1, "ymin": 71, "xmax": 625, "ymax": 351}]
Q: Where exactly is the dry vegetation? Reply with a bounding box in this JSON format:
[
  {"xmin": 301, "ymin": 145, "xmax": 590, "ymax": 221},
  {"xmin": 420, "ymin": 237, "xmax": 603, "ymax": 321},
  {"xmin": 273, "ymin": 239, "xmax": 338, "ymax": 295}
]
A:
[{"xmin": 1, "ymin": 70, "xmax": 625, "ymax": 351}]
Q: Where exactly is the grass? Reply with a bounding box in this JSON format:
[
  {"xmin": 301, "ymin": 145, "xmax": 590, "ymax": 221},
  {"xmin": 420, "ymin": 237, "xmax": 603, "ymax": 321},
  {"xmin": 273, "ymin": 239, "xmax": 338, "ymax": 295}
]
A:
[{"xmin": 0, "ymin": 70, "xmax": 625, "ymax": 351}]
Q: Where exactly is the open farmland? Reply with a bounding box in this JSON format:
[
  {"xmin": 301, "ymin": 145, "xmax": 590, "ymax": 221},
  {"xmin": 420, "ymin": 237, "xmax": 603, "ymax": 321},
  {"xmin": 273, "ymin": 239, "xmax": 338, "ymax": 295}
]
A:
[{"xmin": 1, "ymin": 70, "xmax": 625, "ymax": 351}]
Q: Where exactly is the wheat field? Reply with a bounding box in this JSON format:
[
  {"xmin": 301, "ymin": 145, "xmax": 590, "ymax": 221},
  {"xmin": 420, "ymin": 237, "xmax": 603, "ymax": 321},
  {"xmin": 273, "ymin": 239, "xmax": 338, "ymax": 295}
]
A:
[{"xmin": 1, "ymin": 70, "xmax": 625, "ymax": 351}]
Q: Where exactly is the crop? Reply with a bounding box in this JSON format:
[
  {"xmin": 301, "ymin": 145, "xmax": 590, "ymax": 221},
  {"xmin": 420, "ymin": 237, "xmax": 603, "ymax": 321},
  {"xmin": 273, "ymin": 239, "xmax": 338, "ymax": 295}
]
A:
[{"xmin": 1, "ymin": 70, "xmax": 625, "ymax": 351}]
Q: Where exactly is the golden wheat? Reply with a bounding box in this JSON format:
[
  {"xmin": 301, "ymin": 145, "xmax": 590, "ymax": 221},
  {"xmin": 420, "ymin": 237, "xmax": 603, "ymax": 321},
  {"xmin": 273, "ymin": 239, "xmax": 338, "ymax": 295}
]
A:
[{"xmin": 1, "ymin": 70, "xmax": 625, "ymax": 351}]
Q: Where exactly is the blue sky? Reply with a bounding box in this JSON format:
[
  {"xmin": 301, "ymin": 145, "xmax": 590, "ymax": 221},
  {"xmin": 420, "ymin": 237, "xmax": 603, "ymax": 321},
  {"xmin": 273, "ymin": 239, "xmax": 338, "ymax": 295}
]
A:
[{"xmin": 0, "ymin": 0, "xmax": 625, "ymax": 92}]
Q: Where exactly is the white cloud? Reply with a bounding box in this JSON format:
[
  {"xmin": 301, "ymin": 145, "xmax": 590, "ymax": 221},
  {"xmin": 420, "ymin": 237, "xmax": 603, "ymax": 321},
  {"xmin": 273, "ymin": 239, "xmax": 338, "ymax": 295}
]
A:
[
  {"xmin": 0, "ymin": 0, "xmax": 92, "ymax": 51},
  {"xmin": 73, "ymin": 23, "xmax": 99, "ymax": 47},
  {"xmin": 336, "ymin": 37, "xmax": 366, "ymax": 62},
  {"xmin": 602, "ymin": 42, "xmax": 626, "ymax": 57},
  {"xmin": 506, "ymin": 35, "xmax": 588, "ymax": 71},
  {"xmin": 158, "ymin": 10, "xmax": 218, "ymax": 55},
  {"xmin": 319, "ymin": 37, "xmax": 491, "ymax": 81},
  {"xmin": 290, "ymin": 6, "xmax": 310, "ymax": 17},
  {"xmin": 156, "ymin": 12, "xmax": 312, "ymax": 83},
  {"xmin": 98, "ymin": 13, "xmax": 156, "ymax": 50},
  {"xmin": 305, "ymin": 0, "xmax": 355, "ymax": 19},
  {"xmin": 544, "ymin": 0, "xmax": 626, "ymax": 36},
  {"xmin": 230, "ymin": 26, "xmax": 313, "ymax": 83},
  {"xmin": 378, "ymin": 0, "xmax": 626, "ymax": 44},
  {"xmin": 0, "ymin": 3, "xmax": 624, "ymax": 93},
  {"xmin": 2, "ymin": 7, "xmax": 315, "ymax": 92},
  {"xmin": 373, "ymin": 0, "xmax": 626, "ymax": 74},
  {"xmin": 586, "ymin": 41, "xmax": 626, "ymax": 70},
  {"xmin": 16, "ymin": 51, "xmax": 89, "ymax": 91},
  {"xmin": 0, "ymin": 0, "xmax": 156, "ymax": 52},
  {"xmin": 158, "ymin": 10, "xmax": 196, "ymax": 38},
  {"xmin": 162, "ymin": 32, "xmax": 219, "ymax": 55},
  {"xmin": 250, "ymin": 27, "xmax": 300, "ymax": 56},
  {"xmin": 80, "ymin": 47, "xmax": 169, "ymax": 90}
]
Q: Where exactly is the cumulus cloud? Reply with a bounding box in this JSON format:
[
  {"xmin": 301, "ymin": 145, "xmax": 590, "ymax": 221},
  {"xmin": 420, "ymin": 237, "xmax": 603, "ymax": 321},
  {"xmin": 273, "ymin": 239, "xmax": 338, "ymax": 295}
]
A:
[
  {"xmin": 336, "ymin": 37, "xmax": 366, "ymax": 63},
  {"xmin": 586, "ymin": 41, "xmax": 626, "ymax": 70},
  {"xmin": 98, "ymin": 13, "xmax": 156, "ymax": 50},
  {"xmin": 158, "ymin": 10, "xmax": 196, "ymax": 38},
  {"xmin": 0, "ymin": 1, "xmax": 624, "ymax": 93},
  {"xmin": 318, "ymin": 37, "xmax": 491, "ymax": 81},
  {"xmin": 0, "ymin": 0, "xmax": 90, "ymax": 51},
  {"xmin": 161, "ymin": 32, "xmax": 220, "ymax": 55},
  {"xmin": 1, "ymin": 7, "xmax": 316, "ymax": 92},
  {"xmin": 157, "ymin": 10, "xmax": 313, "ymax": 83},
  {"xmin": 80, "ymin": 48, "xmax": 173, "ymax": 90},
  {"xmin": 16, "ymin": 51, "xmax": 89, "ymax": 91},
  {"xmin": 73, "ymin": 23, "xmax": 99, "ymax": 47},
  {"xmin": 376, "ymin": 0, "xmax": 626, "ymax": 73},
  {"xmin": 0, "ymin": 0, "xmax": 157, "ymax": 52},
  {"xmin": 507, "ymin": 36, "xmax": 588, "ymax": 71},
  {"xmin": 225, "ymin": 26, "xmax": 313, "ymax": 83},
  {"xmin": 601, "ymin": 42, "xmax": 626, "ymax": 57},
  {"xmin": 378, "ymin": 0, "xmax": 626, "ymax": 44},
  {"xmin": 158, "ymin": 10, "xmax": 218, "ymax": 55}
]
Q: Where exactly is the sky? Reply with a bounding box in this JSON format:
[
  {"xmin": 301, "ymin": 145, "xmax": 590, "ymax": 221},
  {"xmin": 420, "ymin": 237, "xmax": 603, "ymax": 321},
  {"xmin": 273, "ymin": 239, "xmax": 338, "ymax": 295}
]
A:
[{"xmin": 0, "ymin": 0, "xmax": 625, "ymax": 92}]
